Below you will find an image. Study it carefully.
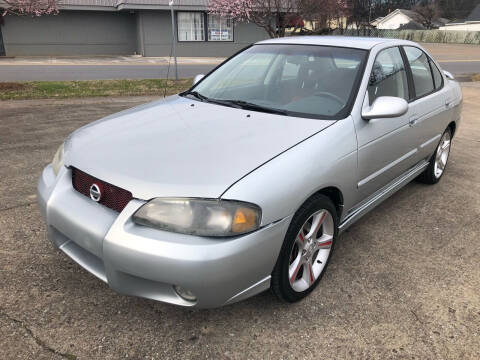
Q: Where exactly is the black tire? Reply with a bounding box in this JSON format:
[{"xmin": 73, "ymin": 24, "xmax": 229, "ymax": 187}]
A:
[
  {"xmin": 417, "ymin": 127, "xmax": 452, "ymax": 185},
  {"xmin": 271, "ymin": 194, "xmax": 338, "ymax": 303}
]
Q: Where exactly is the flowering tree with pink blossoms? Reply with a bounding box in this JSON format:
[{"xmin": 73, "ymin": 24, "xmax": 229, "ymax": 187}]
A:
[
  {"xmin": 1, "ymin": 0, "xmax": 59, "ymax": 18},
  {"xmin": 209, "ymin": 0, "xmax": 300, "ymax": 38},
  {"xmin": 209, "ymin": 0, "xmax": 350, "ymax": 38}
]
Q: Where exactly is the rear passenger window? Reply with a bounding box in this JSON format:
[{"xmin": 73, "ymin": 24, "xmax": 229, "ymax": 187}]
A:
[
  {"xmin": 430, "ymin": 59, "xmax": 443, "ymax": 90},
  {"xmin": 368, "ymin": 47, "xmax": 409, "ymax": 105},
  {"xmin": 404, "ymin": 46, "xmax": 435, "ymax": 98}
]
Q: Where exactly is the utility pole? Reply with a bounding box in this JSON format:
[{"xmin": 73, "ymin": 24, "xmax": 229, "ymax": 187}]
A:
[{"xmin": 169, "ymin": 0, "xmax": 179, "ymax": 80}]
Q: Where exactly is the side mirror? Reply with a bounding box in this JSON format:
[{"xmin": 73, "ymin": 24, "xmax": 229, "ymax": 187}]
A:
[
  {"xmin": 193, "ymin": 74, "xmax": 205, "ymax": 85},
  {"xmin": 362, "ymin": 96, "xmax": 408, "ymax": 120},
  {"xmin": 443, "ymin": 70, "xmax": 455, "ymax": 80}
]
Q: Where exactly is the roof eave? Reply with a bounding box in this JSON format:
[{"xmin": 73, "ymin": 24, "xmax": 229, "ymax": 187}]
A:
[
  {"xmin": 60, "ymin": 5, "xmax": 117, "ymax": 11},
  {"xmin": 443, "ymin": 21, "xmax": 480, "ymax": 26},
  {"xmin": 116, "ymin": 4, "xmax": 206, "ymax": 10}
]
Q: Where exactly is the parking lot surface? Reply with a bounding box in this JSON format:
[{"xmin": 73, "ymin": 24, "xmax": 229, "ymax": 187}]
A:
[{"xmin": 0, "ymin": 85, "xmax": 479, "ymax": 359}]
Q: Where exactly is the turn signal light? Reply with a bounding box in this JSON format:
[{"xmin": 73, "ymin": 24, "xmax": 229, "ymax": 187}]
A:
[{"xmin": 232, "ymin": 207, "xmax": 258, "ymax": 233}]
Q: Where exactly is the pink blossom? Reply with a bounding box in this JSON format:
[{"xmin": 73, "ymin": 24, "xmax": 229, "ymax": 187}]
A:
[
  {"xmin": 208, "ymin": 0, "xmax": 351, "ymax": 37},
  {"xmin": 2, "ymin": 0, "xmax": 60, "ymax": 17}
]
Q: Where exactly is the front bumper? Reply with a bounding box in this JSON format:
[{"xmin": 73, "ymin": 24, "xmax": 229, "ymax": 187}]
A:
[{"xmin": 38, "ymin": 166, "xmax": 291, "ymax": 308}]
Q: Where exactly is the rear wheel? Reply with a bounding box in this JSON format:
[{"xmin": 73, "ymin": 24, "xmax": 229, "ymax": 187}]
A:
[
  {"xmin": 417, "ymin": 128, "xmax": 452, "ymax": 184},
  {"xmin": 271, "ymin": 194, "xmax": 338, "ymax": 302}
]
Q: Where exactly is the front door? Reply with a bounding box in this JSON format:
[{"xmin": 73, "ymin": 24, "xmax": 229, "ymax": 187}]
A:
[{"xmin": 354, "ymin": 46, "xmax": 418, "ymax": 200}]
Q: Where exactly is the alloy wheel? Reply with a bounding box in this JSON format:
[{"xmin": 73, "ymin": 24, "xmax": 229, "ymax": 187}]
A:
[
  {"xmin": 434, "ymin": 131, "xmax": 451, "ymax": 179},
  {"xmin": 288, "ymin": 209, "xmax": 334, "ymax": 292}
]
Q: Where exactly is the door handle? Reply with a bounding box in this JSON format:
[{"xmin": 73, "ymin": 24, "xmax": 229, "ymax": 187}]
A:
[
  {"xmin": 445, "ymin": 99, "xmax": 453, "ymax": 108},
  {"xmin": 409, "ymin": 116, "xmax": 418, "ymax": 127}
]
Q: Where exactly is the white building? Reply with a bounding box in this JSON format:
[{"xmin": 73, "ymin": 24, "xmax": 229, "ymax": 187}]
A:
[
  {"xmin": 376, "ymin": 9, "xmax": 423, "ymax": 30},
  {"xmin": 375, "ymin": 9, "xmax": 448, "ymax": 30},
  {"xmin": 440, "ymin": 4, "xmax": 480, "ymax": 31},
  {"xmin": 370, "ymin": 17, "xmax": 384, "ymax": 28}
]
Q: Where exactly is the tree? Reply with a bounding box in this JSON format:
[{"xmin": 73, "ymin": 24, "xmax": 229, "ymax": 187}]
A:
[
  {"xmin": 298, "ymin": 0, "xmax": 350, "ymax": 33},
  {"xmin": 437, "ymin": 0, "xmax": 477, "ymax": 20},
  {"xmin": 413, "ymin": 1, "xmax": 440, "ymax": 29},
  {"xmin": 1, "ymin": 0, "xmax": 59, "ymax": 18},
  {"xmin": 209, "ymin": 0, "xmax": 300, "ymax": 38},
  {"xmin": 209, "ymin": 0, "xmax": 352, "ymax": 37},
  {"xmin": 346, "ymin": 0, "xmax": 375, "ymax": 32}
]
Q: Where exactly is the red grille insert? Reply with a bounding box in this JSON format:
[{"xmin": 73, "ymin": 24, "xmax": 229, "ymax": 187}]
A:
[{"xmin": 71, "ymin": 167, "xmax": 132, "ymax": 213}]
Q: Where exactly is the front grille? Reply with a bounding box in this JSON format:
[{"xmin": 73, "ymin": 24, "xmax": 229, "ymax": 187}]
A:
[{"xmin": 71, "ymin": 167, "xmax": 133, "ymax": 213}]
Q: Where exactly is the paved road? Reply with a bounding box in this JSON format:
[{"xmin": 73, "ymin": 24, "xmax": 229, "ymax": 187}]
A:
[
  {"xmin": 0, "ymin": 62, "xmax": 478, "ymax": 81},
  {"xmin": 0, "ymin": 64, "xmax": 218, "ymax": 81},
  {"xmin": 0, "ymin": 43, "xmax": 479, "ymax": 81},
  {"xmin": 0, "ymin": 60, "xmax": 478, "ymax": 82},
  {"xmin": 439, "ymin": 61, "xmax": 480, "ymax": 77},
  {"xmin": 0, "ymin": 84, "xmax": 479, "ymax": 359}
]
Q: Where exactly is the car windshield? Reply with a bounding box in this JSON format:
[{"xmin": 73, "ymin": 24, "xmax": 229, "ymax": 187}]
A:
[{"xmin": 183, "ymin": 44, "xmax": 367, "ymax": 120}]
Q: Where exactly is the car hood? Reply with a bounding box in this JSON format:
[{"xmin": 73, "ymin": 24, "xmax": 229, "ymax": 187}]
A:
[{"xmin": 65, "ymin": 95, "xmax": 334, "ymax": 200}]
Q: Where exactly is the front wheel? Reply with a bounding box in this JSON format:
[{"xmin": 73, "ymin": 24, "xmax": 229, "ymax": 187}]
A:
[
  {"xmin": 271, "ymin": 194, "xmax": 338, "ymax": 303},
  {"xmin": 417, "ymin": 128, "xmax": 452, "ymax": 184}
]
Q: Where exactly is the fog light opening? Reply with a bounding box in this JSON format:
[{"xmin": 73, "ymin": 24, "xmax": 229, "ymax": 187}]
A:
[{"xmin": 174, "ymin": 285, "xmax": 197, "ymax": 302}]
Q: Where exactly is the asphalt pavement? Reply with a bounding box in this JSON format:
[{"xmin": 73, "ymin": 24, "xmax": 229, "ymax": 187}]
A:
[
  {"xmin": 0, "ymin": 43, "xmax": 479, "ymax": 82},
  {"xmin": 440, "ymin": 61, "xmax": 480, "ymax": 77},
  {"xmin": 0, "ymin": 62, "xmax": 478, "ymax": 82},
  {"xmin": 0, "ymin": 84, "xmax": 479, "ymax": 359},
  {"xmin": 0, "ymin": 64, "xmax": 218, "ymax": 82}
]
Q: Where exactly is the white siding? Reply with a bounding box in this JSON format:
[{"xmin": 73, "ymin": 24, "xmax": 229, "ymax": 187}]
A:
[
  {"xmin": 440, "ymin": 23, "xmax": 480, "ymax": 31},
  {"xmin": 377, "ymin": 13, "xmax": 413, "ymax": 30}
]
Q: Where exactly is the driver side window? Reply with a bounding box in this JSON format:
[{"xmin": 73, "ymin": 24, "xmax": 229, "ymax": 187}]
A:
[{"xmin": 368, "ymin": 47, "xmax": 409, "ymax": 105}]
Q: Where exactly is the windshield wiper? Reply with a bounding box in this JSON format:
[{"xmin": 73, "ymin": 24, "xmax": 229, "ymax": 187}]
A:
[
  {"xmin": 183, "ymin": 90, "xmax": 209, "ymax": 102},
  {"xmin": 221, "ymin": 100, "xmax": 289, "ymax": 115},
  {"xmin": 183, "ymin": 92, "xmax": 242, "ymax": 108},
  {"xmin": 183, "ymin": 93, "xmax": 288, "ymax": 115}
]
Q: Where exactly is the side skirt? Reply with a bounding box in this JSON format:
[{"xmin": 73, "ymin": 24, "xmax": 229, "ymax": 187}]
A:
[{"xmin": 338, "ymin": 160, "xmax": 429, "ymax": 234}]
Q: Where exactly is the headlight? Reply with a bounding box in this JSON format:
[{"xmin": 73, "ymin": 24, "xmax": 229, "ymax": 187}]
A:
[
  {"xmin": 51, "ymin": 143, "xmax": 64, "ymax": 176},
  {"xmin": 133, "ymin": 198, "xmax": 261, "ymax": 237}
]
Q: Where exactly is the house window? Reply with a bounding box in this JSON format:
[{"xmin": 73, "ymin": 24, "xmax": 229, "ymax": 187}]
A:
[
  {"xmin": 177, "ymin": 12, "xmax": 205, "ymax": 41},
  {"xmin": 207, "ymin": 15, "xmax": 233, "ymax": 41}
]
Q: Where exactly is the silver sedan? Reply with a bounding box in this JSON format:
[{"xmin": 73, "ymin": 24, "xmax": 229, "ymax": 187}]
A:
[{"xmin": 37, "ymin": 36, "xmax": 462, "ymax": 308}]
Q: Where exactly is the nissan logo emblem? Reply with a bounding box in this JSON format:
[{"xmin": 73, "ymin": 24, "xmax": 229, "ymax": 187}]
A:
[{"xmin": 89, "ymin": 183, "xmax": 102, "ymax": 202}]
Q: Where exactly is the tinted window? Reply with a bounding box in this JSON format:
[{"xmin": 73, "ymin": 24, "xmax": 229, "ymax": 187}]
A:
[
  {"xmin": 189, "ymin": 44, "xmax": 367, "ymax": 119},
  {"xmin": 404, "ymin": 46, "xmax": 435, "ymax": 98},
  {"xmin": 430, "ymin": 59, "xmax": 443, "ymax": 90},
  {"xmin": 368, "ymin": 47, "xmax": 409, "ymax": 105}
]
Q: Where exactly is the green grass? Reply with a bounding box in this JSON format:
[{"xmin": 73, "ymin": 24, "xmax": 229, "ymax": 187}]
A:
[{"xmin": 0, "ymin": 79, "xmax": 192, "ymax": 100}]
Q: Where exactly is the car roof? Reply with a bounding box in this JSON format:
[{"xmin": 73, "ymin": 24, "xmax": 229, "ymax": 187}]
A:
[{"xmin": 256, "ymin": 36, "xmax": 404, "ymax": 50}]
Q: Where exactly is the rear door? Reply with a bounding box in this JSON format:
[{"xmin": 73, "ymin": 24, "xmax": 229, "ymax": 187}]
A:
[
  {"xmin": 402, "ymin": 46, "xmax": 453, "ymax": 161},
  {"xmin": 354, "ymin": 46, "xmax": 418, "ymax": 199}
]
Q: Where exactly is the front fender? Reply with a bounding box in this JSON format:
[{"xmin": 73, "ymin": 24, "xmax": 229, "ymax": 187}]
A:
[{"xmin": 221, "ymin": 117, "xmax": 358, "ymax": 226}]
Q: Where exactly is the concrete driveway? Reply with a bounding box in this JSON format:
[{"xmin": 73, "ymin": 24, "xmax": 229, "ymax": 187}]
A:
[{"xmin": 0, "ymin": 85, "xmax": 479, "ymax": 359}]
